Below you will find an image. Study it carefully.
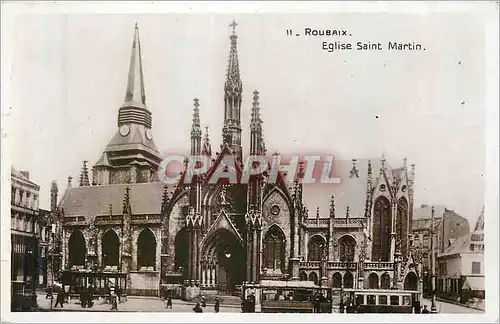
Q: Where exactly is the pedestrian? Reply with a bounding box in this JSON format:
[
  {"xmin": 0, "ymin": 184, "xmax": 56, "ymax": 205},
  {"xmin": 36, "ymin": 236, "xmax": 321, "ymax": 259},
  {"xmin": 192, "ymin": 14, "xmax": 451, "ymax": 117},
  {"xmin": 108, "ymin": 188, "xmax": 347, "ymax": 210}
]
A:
[
  {"xmin": 110, "ymin": 287, "xmax": 118, "ymax": 311},
  {"xmin": 166, "ymin": 296, "xmax": 173, "ymax": 309},
  {"xmin": 214, "ymin": 297, "xmax": 220, "ymax": 313},
  {"xmin": 193, "ymin": 302, "xmax": 203, "ymax": 313},
  {"xmin": 421, "ymin": 305, "xmax": 430, "ymax": 314},
  {"xmin": 54, "ymin": 288, "xmax": 64, "ymax": 308},
  {"xmin": 87, "ymin": 285, "xmax": 94, "ymax": 308},
  {"xmin": 80, "ymin": 286, "xmax": 87, "ymax": 308},
  {"xmin": 201, "ymin": 295, "xmax": 206, "ymax": 307}
]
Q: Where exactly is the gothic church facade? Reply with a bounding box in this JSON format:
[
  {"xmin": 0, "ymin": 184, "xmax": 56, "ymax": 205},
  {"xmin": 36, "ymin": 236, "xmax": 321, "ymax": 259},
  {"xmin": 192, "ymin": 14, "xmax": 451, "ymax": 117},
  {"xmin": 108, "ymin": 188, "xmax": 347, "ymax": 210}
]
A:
[{"xmin": 52, "ymin": 22, "xmax": 422, "ymax": 299}]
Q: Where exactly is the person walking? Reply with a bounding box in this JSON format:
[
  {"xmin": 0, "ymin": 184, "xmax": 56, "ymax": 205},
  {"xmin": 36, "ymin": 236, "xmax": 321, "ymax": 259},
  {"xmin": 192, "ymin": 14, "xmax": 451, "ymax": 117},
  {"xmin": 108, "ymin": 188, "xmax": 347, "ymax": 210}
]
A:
[
  {"xmin": 53, "ymin": 288, "xmax": 64, "ymax": 308},
  {"xmin": 201, "ymin": 295, "xmax": 206, "ymax": 308},
  {"xmin": 110, "ymin": 287, "xmax": 118, "ymax": 311},
  {"xmin": 193, "ymin": 302, "xmax": 203, "ymax": 313},
  {"xmin": 214, "ymin": 297, "xmax": 220, "ymax": 313},
  {"xmin": 166, "ymin": 296, "xmax": 173, "ymax": 309}
]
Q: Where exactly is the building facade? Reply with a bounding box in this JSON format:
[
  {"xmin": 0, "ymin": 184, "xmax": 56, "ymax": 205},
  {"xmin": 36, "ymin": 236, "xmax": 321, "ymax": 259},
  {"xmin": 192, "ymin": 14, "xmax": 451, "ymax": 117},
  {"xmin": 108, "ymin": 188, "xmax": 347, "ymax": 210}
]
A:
[
  {"xmin": 411, "ymin": 205, "xmax": 470, "ymax": 294},
  {"xmin": 436, "ymin": 208, "xmax": 484, "ymax": 301},
  {"xmin": 52, "ymin": 23, "xmax": 422, "ymax": 302},
  {"xmin": 11, "ymin": 168, "xmax": 44, "ymax": 290}
]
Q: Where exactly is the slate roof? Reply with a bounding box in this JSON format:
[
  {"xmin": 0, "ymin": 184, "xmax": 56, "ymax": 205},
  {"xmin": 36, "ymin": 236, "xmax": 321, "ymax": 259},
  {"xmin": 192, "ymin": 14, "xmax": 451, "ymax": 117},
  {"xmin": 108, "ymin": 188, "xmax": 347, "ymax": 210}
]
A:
[
  {"xmin": 412, "ymin": 204, "xmax": 446, "ymax": 220},
  {"xmin": 59, "ymin": 182, "xmax": 172, "ymax": 220},
  {"xmin": 303, "ymin": 157, "xmax": 407, "ymax": 219},
  {"xmin": 11, "ymin": 167, "xmax": 39, "ymax": 188}
]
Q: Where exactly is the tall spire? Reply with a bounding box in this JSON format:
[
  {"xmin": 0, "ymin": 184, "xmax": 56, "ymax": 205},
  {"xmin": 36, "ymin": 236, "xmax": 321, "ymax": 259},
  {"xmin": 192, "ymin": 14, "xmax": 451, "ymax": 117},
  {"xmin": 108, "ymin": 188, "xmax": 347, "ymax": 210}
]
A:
[
  {"xmin": 124, "ymin": 22, "xmax": 146, "ymax": 108},
  {"xmin": 191, "ymin": 98, "xmax": 202, "ymax": 155},
  {"xmin": 222, "ymin": 20, "xmax": 243, "ymax": 161}
]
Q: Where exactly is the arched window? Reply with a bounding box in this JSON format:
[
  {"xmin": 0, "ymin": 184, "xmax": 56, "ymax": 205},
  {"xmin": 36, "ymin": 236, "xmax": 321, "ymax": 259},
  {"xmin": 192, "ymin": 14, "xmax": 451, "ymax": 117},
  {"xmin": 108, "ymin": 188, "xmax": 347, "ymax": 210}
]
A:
[
  {"xmin": 137, "ymin": 228, "xmax": 156, "ymax": 270},
  {"xmin": 69, "ymin": 230, "xmax": 86, "ymax": 266},
  {"xmin": 174, "ymin": 228, "xmax": 189, "ymax": 273},
  {"xmin": 308, "ymin": 235, "xmax": 326, "ymax": 261},
  {"xmin": 343, "ymin": 271, "xmax": 354, "ymax": 289},
  {"xmin": 264, "ymin": 225, "xmax": 286, "ymax": 273},
  {"xmin": 397, "ymin": 197, "xmax": 409, "ymax": 259},
  {"xmin": 299, "ymin": 271, "xmax": 308, "ymax": 281},
  {"xmin": 308, "ymin": 272, "xmax": 319, "ymax": 285},
  {"xmin": 404, "ymin": 272, "xmax": 418, "ymax": 291},
  {"xmin": 368, "ymin": 273, "xmax": 379, "ymax": 289},
  {"xmin": 339, "ymin": 235, "xmax": 356, "ymax": 262},
  {"xmin": 332, "ymin": 272, "xmax": 342, "ymax": 288},
  {"xmin": 372, "ymin": 196, "xmax": 391, "ymax": 261},
  {"xmin": 381, "ymin": 273, "xmax": 391, "ymax": 289},
  {"xmin": 102, "ymin": 230, "xmax": 119, "ymax": 267}
]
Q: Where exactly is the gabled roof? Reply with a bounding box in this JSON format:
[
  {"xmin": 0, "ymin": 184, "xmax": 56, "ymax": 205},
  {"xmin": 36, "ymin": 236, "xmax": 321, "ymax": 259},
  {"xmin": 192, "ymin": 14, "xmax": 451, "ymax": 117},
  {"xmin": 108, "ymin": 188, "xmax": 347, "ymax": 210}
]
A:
[
  {"xmin": 200, "ymin": 209, "xmax": 243, "ymax": 247},
  {"xmin": 59, "ymin": 182, "xmax": 172, "ymax": 220}
]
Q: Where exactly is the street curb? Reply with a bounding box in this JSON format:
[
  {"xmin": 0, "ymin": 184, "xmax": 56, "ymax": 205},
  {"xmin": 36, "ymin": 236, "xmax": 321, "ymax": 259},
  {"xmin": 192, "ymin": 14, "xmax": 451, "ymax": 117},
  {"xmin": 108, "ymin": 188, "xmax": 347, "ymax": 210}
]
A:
[{"xmin": 435, "ymin": 297, "xmax": 485, "ymax": 312}]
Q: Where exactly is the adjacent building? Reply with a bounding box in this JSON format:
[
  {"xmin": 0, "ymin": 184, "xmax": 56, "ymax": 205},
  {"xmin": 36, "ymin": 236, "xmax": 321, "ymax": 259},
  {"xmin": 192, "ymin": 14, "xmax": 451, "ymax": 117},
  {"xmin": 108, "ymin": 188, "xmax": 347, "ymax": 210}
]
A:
[
  {"xmin": 436, "ymin": 208, "xmax": 485, "ymax": 301},
  {"xmin": 411, "ymin": 204, "xmax": 470, "ymax": 294}
]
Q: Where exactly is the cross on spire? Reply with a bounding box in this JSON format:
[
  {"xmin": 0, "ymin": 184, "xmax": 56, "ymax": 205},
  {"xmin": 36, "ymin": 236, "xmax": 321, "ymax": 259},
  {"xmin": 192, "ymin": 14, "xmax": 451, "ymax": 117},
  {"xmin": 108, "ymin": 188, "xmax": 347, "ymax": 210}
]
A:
[{"xmin": 229, "ymin": 20, "xmax": 238, "ymax": 34}]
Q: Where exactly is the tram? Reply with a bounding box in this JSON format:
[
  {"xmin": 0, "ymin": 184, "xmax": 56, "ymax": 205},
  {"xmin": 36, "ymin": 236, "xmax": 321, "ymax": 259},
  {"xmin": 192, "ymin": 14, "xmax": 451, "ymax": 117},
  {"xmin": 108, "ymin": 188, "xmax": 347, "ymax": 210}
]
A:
[{"xmin": 341, "ymin": 289, "xmax": 419, "ymax": 313}]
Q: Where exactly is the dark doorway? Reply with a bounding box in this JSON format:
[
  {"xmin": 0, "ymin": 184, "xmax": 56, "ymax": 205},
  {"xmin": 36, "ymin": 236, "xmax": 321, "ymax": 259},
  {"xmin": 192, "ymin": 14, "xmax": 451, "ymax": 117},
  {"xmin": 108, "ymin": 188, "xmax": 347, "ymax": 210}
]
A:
[
  {"xmin": 102, "ymin": 230, "xmax": 120, "ymax": 267},
  {"xmin": 69, "ymin": 230, "xmax": 86, "ymax": 266}
]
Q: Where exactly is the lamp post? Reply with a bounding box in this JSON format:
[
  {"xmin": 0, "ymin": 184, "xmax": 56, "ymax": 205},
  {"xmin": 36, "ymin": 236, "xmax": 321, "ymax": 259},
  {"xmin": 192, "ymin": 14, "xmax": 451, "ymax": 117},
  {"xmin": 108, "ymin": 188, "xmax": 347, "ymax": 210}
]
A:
[
  {"xmin": 430, "ymin": 206, "xmax": 437, "ymax": 313},
  {"xmin": 50, "ymin": 224, "xmax": 55, "ymax": 311}
]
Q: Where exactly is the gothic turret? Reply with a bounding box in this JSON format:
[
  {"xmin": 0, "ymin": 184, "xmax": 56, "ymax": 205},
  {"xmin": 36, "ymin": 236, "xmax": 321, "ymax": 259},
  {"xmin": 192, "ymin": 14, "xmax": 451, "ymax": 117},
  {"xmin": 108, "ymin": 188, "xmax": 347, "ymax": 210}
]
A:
[
  {"xmin": 222, "ymin": 20, "xmax": 243, "ymax": 162},
  {"xmin": 190, "ymin": 98, "xmax": 202, "ymax": 156},
  {"xmin": 250, "ymin": 90, "xmax": 266, "ymax": 155},
  {"xmin": 50, "ymin": 181, "xmax": 58, "ymax": 212},
  {"xmin": 202, "ymin": 126, "xmax": 212, "ymax": 158},
  {"xmin": 94, "ymin": 23, "xmax": 161, "ymax": 184},
  {"xmin": 79, "ymin": 161, "xmax": 90, "ymax": 187}
]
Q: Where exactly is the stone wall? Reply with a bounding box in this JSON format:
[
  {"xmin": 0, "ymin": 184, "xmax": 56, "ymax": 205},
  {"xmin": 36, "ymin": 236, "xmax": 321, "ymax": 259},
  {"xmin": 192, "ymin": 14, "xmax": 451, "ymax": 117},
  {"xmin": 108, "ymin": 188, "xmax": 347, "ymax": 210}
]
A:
[
  {"xmin": 262, "ymin": 188, "xmax": 292, "ymax": 273},
  {"xmin": 164, "ymin": 194, "xmax": 188, "ymax": 273},
  {"xmin": 129, "ymin": 271, "xmax": 160, "ymax": 296}
]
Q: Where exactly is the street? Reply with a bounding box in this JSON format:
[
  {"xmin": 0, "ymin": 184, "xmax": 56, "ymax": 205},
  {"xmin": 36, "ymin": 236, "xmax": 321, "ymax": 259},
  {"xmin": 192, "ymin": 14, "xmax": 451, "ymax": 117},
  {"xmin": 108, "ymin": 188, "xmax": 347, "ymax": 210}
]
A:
[
  {"xmin": 35, "ymin": 293, "xmax": 240, "ymax": 313},
  {"xmin": 421, "ymin": 298, "xmax": 484, "ymax": 314},
  {"xmin": 34, "ymin": 292, "xmax": 483, "ymax": 314}
]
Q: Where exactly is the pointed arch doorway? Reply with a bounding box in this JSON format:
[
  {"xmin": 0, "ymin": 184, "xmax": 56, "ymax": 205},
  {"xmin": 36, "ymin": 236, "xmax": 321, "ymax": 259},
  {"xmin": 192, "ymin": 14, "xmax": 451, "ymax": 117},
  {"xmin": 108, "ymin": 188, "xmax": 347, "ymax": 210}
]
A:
[{"xmin": 201, "ymin": 229, "xmax": 245, "ymax": 295}]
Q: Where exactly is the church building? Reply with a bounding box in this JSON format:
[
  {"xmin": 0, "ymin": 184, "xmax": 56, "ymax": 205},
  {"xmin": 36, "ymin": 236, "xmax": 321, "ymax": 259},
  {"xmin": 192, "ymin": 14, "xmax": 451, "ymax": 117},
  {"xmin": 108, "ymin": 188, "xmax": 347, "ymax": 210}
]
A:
[{"xmin": 51, "ymin": 22, "xmax": 422, "ymax": 305}]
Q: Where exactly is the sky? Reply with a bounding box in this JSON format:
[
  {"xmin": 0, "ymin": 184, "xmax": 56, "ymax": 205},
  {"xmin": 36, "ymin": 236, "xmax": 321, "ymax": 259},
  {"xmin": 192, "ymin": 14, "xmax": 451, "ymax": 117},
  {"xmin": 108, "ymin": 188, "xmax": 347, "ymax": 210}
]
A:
[{"xmin": 4, "ymin": 12, "xmax": 488, "ymax": 225}]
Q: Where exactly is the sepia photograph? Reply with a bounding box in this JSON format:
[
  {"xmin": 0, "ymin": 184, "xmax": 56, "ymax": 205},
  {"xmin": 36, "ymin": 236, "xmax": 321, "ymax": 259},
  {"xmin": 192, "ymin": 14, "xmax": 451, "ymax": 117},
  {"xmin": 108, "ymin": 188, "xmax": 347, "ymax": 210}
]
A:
[{"xmin": 1, "ymin": 1, "xmax": 498, "ymax": 322}]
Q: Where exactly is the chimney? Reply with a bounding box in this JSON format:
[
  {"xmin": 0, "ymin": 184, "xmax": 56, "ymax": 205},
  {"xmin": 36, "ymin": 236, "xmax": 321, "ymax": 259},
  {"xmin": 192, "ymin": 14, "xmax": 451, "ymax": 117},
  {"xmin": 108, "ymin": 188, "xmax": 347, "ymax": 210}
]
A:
[{"xmin": 20, "ymin": 171, "xmax": 30, "ymax": 179}]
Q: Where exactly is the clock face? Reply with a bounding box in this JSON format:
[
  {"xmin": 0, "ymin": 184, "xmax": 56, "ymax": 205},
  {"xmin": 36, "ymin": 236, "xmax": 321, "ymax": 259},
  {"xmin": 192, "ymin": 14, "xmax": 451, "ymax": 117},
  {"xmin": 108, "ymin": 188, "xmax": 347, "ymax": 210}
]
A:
[
  {"xmin": 146, "ymin": 129, "xmax": 153, "ymax": 140},
  {"xmin": 119, "ymin": 124, "xmax": 130, "ymax": 137}
]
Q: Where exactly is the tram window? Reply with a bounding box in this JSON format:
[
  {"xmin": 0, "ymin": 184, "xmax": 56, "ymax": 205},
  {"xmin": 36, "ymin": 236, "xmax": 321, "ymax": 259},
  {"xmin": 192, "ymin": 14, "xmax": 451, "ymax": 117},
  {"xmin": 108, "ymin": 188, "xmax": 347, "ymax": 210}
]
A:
[
  {"xmin": 403, "ymin": 296, "xmax": 411, "ymax": 305},
  {"xmin": 356, "ymin": 295, "xmax": 364, "ymax": 305},
  {"xmin": 367, "ymin": 295, "xmax": 376, "ymax": 305},
  {"xmin": 379, "ymin": 296, "xmax": 388, "ymax": 305},
  {"xmin": 390, "ymin": 296, "xmax": 399, "ymax": 305}
]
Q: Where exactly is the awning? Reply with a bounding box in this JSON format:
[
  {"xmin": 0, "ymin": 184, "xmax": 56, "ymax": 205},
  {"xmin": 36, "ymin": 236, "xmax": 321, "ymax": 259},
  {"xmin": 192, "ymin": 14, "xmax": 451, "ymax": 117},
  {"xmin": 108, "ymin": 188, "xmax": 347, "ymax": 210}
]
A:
[{"xmin": 462, "ymin": 276, "xmax": 484, "ymax": 291}]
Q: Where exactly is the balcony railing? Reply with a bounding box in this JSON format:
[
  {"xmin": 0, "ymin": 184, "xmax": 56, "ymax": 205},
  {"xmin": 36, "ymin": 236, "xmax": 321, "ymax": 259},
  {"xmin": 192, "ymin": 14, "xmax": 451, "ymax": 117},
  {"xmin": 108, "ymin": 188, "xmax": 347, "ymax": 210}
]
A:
[
  {"xmin": 331, "ymin": 218, "xmax": 365, "ymax": 228},
  {"xmin": 327, "ymin": 261, "xmax": 357, "ymax": 270},
  {"xmin": 364, "ymin": 261, "xmax": 394, "ymax": 270},
  {"xmin": 299, "ymin": 261, "xmax": 321, "ymax": 269}
]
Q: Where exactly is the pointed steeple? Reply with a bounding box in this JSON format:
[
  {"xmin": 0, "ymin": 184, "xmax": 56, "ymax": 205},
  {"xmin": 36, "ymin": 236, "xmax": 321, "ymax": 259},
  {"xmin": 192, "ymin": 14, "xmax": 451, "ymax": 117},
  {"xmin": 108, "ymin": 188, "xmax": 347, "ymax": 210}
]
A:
[
  {"xmin": 190, "ymin": 98, "xmax": 202, "ymax": 155},
  {"xmin": 124, "ymin": 22, "xmax": 146, "ymax": 108},
  {"xmin": 226, "ymin": 20, "xmax": 242, "ymax": 91},
  {"xmin": 202, "ymin": 126, "xmax": 212, "ymax": 157},
  {"xmin": 222, "ymin": 20, "xmax": 243, "ymax": 161}
]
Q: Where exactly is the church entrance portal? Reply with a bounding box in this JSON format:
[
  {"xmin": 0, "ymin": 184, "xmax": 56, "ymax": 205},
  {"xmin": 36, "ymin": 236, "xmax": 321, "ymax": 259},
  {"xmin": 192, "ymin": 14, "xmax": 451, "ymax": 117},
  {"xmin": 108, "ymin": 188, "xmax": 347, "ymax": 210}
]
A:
[{"xmin": 201, "ymin": 230, "xmax": 245, "ymax": 295}]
